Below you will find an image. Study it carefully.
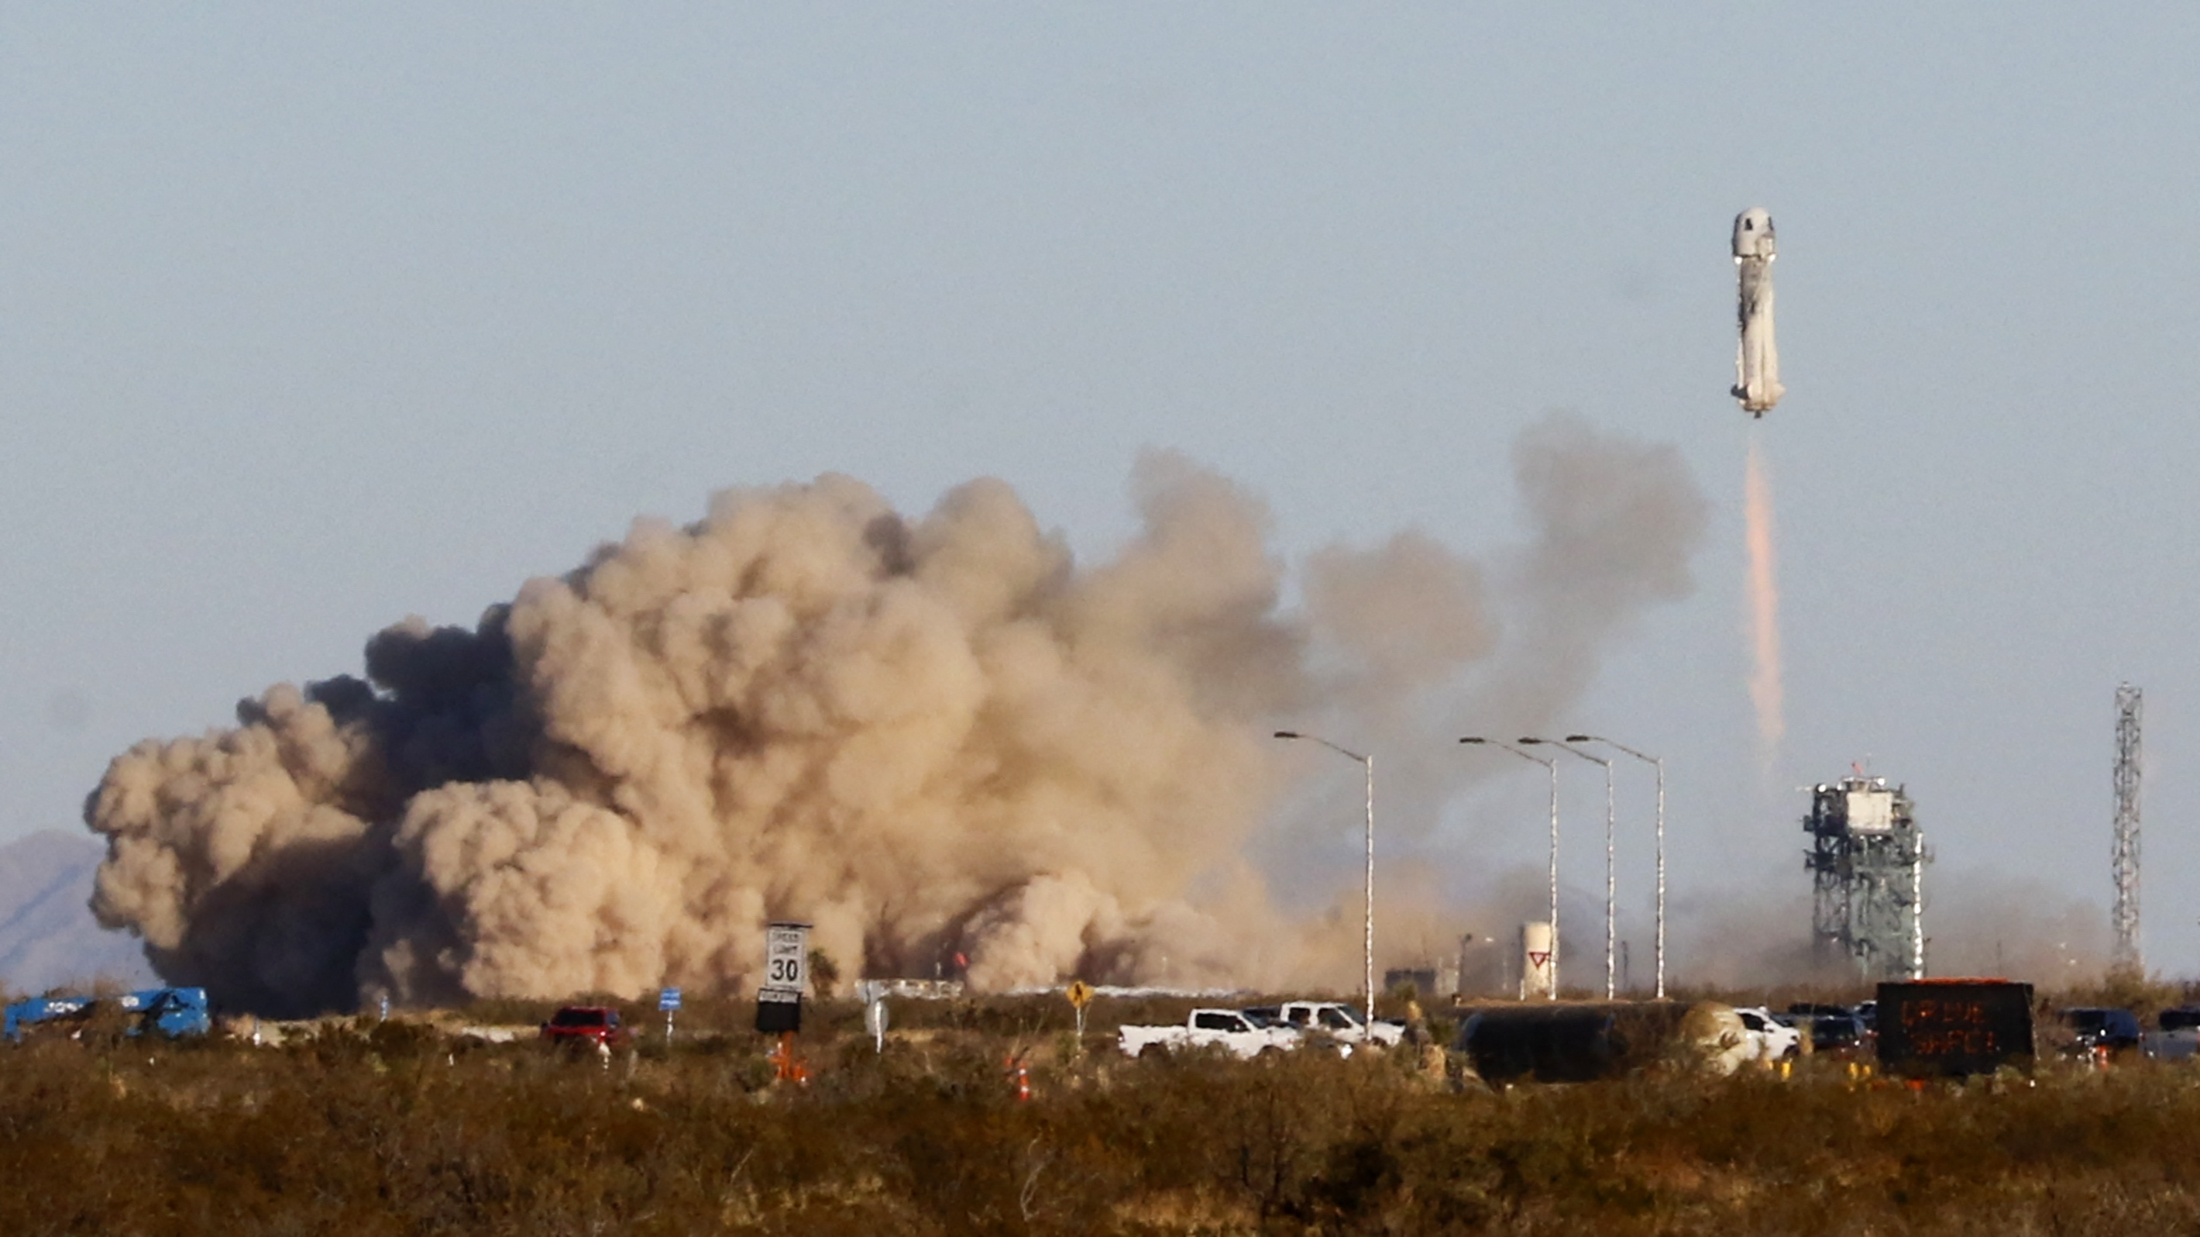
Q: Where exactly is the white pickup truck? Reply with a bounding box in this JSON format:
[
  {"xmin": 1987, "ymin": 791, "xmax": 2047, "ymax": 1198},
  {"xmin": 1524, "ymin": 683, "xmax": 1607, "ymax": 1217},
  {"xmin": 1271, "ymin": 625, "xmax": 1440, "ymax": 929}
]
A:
[
  {"xmin": 1117, "ymin": 1008, "xmax": 1303, "ymax": 1059},
  {"xmin": 1262, "ymin": 1001, "xmax": 1405, "ymax": 1048}
]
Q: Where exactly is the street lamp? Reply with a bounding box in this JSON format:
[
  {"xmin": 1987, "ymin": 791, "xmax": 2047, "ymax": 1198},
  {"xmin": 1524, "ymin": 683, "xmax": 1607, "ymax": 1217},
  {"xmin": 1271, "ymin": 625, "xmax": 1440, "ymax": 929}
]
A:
[
  {"xmin": 1568, "ymin": 735, "xmax": 1666, "ymax": 999},
  {"xmin": 1274, "ymin": 731, "xmax": 1375, "ymax": 1029},
  {"xmin": 1459, "ymin": 737, "xmax": 1559, "ymax": 999},
  {"xmin": 1523, "ymin": 738, "xmax": 1616, "ymax": 999}
]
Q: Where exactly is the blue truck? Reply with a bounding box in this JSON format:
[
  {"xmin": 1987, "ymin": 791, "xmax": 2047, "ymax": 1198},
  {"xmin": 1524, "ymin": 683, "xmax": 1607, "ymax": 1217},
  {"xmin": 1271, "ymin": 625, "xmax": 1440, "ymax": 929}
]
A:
[{"xmin": 3, "ymin": 987, "xmax": 212, "ymax": 1043}]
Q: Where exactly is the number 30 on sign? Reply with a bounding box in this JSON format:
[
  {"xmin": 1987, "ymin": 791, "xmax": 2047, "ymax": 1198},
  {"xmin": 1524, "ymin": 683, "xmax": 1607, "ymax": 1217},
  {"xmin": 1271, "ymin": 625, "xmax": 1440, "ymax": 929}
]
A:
[{"xmin": 765, "ymin": 922, "xmax": 810, "ymax": 992}]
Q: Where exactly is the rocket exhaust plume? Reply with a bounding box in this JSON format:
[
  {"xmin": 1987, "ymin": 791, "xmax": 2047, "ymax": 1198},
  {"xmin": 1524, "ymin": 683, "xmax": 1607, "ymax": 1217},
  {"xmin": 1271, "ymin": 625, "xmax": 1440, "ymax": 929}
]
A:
[
  {"xmin": 1744, "ymin": 433, "xmax": 1785, "ymax": 758},
  {"xmin": 84, "ymin": 417, "xmax": 1706, "ymax": 1016}
]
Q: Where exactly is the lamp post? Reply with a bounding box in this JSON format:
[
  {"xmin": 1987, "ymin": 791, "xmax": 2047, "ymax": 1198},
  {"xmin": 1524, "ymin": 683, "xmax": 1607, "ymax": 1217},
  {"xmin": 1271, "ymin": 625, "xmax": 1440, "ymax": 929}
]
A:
[
  {"xmin": 1524, "ymin": 738, "xmax": 1615, "ymax": 999},
  {"xmin": 1568, "ymin": 735, "xmax": 1666, "ymax": 999},
  {"xmin": 1460, "ymin": 737, "xmax": 1560, "ymax": 999},
  {"xmin": 1275, "ymin": 731, "xmax": 1374, "ymax": 1029}
]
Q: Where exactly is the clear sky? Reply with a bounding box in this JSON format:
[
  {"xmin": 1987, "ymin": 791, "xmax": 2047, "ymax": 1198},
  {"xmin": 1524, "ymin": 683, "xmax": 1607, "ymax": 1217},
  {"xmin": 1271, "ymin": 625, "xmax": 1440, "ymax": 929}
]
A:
[{"xmin": 6, "ymin": 6, "xmax": 2198, "ymax": 977}]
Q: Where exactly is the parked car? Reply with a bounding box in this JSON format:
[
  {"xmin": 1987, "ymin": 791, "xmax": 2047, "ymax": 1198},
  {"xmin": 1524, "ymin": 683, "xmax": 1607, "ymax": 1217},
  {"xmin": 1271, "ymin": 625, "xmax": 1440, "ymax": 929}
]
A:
[
  {"xmin": 1732, "ymin": 1006, "xmax": 1803, "ymax": 1061},
  {"xmin": 2146, "ymin": 1007, "xmax": 2200, "ymax": 1061},
  {"xmin": 2060, "ymin": 1007, "xmax": 2141, "ymax": 1058},
  {"xmin": 1782, "ymin": 1002, "xmax": 1866, "ymax": 1054},
  {"xmin": 541, "ymin": 1006, "xmax": 630, "ymax": 1050},
  {"xmin": 1785, "ymin": 1002, "xmax": 1852, "ymax": 1021},
  {"xmin": 1809, "ymin": 1011, "xmax": 1867, "ymax": 1054}
]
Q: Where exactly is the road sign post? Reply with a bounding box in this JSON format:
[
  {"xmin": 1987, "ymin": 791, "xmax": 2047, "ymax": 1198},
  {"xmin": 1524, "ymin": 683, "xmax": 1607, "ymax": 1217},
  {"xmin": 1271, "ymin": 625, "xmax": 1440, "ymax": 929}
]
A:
[
  {"xmin": 855, "ymin": 979, "xmax": 889, "ymax": 1054},
  {"xmin": 659, "ymin": 987, "xmax": 682, "ymax": 1043},
  {"xmin": 864, "ymin": 994, "xmax": 888, "ymax": 1052},
  {"xmin": 756, "ymin": 922, "xmax": 811, "ymax": 1041},
  {"xmin": 1066, "ymin": 980, "xmax": 1093, "ymax": 1052}
]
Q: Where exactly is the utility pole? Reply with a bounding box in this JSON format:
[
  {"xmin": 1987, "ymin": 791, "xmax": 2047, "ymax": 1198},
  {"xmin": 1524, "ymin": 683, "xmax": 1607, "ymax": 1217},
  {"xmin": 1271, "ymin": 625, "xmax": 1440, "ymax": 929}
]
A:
[
  {"xmin": 1275, "ymin": 732, "xmax": 1376, "ymax": 1029},
  {"xmin": 1460, "ymin": 737, "xmax": 1559, "ymax": 998},
  {"xmin": 1569, "ymin": 735, "xmax": 1666, "ymax": 998},
  {"xmin": 1524, "ymin": 738, "xmax": 1615, "ymax": 999},
  {"xmin": 2112, "ymin": 683, "xmax": 2143, "ymax": 971}
]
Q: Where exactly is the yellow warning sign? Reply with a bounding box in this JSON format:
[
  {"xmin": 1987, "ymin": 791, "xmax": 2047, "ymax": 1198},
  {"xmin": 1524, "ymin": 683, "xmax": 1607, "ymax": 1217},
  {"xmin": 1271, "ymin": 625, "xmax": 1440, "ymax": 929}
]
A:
[{"xmin": 1065, "ymin": 980, "xmax": 1094, "ymax": 1009}]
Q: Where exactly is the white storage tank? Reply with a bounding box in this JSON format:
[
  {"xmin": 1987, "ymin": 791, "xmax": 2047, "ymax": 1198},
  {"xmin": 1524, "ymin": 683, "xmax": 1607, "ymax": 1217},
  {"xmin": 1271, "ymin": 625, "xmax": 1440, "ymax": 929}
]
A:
[{"xmin": 1520, "ymin": 920, "xmax": 1557, "ymax": 999}]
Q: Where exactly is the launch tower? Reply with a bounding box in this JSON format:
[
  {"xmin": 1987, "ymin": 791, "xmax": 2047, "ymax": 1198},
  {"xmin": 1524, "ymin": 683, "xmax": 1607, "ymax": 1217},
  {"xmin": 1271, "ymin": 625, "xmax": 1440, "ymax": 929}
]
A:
[{"xmin": 1805, "ymin": 776, "xmax": 1928, "ymax": 981}]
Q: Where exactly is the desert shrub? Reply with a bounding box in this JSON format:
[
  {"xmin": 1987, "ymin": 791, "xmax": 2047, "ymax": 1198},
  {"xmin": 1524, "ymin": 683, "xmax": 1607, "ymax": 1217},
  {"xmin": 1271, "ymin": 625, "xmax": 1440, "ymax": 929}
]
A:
[
  {"xmin": 2058, "ymin": 965, "xmax": 2183, "ymax": 1020},
  {"xmin": 18, "ymin": 999, "xmax": 2200, "ymax": 1234}
]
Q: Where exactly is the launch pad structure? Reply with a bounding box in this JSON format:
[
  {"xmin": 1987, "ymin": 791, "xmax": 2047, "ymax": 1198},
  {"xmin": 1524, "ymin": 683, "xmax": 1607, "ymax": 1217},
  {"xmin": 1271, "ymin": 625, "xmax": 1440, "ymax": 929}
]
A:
[{"xmin": 1806, "ymin": 776, "xmax": 1928, "ymax": 981}]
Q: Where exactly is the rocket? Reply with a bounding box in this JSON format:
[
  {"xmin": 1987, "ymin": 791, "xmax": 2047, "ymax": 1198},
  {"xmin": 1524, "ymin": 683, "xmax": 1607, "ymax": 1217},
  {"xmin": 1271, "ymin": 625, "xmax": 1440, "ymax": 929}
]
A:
[{"xmin": 1732, "ymin": 207, "xmax": 1784, "ymax": 416}]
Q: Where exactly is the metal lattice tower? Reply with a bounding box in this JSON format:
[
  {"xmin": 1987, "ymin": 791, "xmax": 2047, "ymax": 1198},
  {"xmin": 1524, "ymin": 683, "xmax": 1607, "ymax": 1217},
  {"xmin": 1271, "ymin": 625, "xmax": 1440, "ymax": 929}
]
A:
[
  {"xmin": 1806, "ymin": 776, "xmax": 1929, "ymax": 981},
  {"xmin": 2112, "ymin": 683, "xmax": 2143, "ymax": 970}
]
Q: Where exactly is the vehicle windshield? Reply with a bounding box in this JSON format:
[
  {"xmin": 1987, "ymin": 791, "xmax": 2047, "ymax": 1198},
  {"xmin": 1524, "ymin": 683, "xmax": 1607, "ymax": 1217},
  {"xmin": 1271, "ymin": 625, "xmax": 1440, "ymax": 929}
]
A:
[
  {"xmin": 2163, "ymin": 1010, "xmax": 2200, "ymax": 1032},
  {"xmin": 2065, "ymin": 1010, "xmax": 2107, "ymax": 1032},
  {"xmin": 551, "ymin": 1009, "xmax": 610, "ymax": 1028}
]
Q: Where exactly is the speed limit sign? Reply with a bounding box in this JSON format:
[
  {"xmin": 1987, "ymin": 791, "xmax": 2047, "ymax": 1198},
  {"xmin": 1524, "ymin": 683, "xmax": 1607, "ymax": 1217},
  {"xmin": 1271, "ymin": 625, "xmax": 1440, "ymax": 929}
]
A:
[
  {"xmin": 764, "ymin": 922, "xmax": 810, "ymax": 994},
  {"xmin": 756, "ymin": 921, "xmax": 812, "ymax": 1036}
]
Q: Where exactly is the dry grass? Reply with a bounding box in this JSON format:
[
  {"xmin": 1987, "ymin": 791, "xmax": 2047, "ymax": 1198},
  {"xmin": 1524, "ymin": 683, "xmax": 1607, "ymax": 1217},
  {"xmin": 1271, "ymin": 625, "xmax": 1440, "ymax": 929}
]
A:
[{"xmin": 5, "ymin": 993, "xmax": 2200, "ymax": 1234}]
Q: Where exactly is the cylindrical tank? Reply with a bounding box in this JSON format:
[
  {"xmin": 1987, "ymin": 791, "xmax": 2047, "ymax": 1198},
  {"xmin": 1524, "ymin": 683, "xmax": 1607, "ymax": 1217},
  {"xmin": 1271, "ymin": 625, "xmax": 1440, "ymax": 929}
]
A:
[
  {"xmin": 1456, "ymin": 1002, "xmax": 1694, "ymax": 1083},
  {"xmin": 1519, "ymin": 921, "xmax": 1555, "ymax": 999}
]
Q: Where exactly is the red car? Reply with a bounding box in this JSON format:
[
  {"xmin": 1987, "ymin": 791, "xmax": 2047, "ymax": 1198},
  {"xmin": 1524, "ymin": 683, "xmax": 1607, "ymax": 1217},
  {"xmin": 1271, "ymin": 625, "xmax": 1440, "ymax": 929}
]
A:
[{"xmin": 541, "ymin": 1006, "xmax": 629, "ymax": 1049}]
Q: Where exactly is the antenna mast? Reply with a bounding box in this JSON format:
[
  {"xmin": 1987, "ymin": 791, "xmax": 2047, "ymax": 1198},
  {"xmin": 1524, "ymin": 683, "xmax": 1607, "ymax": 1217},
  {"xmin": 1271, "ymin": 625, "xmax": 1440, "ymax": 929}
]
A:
[{"xmin": 2112, "ymin": 683, "xmax": 2143, "ymax": 970}]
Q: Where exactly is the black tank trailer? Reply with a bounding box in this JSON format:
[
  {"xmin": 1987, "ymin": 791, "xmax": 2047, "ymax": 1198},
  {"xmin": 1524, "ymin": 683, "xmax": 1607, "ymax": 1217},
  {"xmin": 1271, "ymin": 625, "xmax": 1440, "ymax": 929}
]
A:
[
  {"xmin": 1874, "ymin": 979, "xmax": 2035, "ymax": 1078},
  {"xmin": 1454, "ymin": 1002, "xmax": 1695, "ymax": 1083}
]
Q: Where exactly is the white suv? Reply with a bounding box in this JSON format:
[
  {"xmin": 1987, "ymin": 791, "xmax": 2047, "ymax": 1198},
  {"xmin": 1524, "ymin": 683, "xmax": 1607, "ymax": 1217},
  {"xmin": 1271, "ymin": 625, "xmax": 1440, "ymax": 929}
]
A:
[{"xmin": 1732, "ymin": 1006, "xmax": 1803, "ymax": 1062}]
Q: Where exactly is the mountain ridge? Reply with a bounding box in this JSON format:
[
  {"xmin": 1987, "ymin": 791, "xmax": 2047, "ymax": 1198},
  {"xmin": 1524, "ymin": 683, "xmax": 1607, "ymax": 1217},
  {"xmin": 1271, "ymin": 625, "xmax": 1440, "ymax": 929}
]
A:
[{"xmin": 0, "ymin": 830, "xmax": 156, "ymax": 994}]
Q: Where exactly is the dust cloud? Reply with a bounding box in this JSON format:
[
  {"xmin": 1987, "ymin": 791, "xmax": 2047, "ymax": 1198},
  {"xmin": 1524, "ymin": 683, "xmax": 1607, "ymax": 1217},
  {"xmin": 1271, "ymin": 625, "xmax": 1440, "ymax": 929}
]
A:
[
  {"xmin": 1665, "ymin": 863, "xmax": 2112, "ymax": 993},
  {"xmin": 86, "ymin": 416, "xmax": 1708, "ymax": 1016}
]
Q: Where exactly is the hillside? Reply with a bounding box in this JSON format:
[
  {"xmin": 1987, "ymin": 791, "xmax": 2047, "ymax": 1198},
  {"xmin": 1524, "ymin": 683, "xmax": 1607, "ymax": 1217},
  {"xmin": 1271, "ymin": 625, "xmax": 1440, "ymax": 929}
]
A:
[{"xmin": 0, "ymin": 831, "xmax": 155, "ymax": 994}]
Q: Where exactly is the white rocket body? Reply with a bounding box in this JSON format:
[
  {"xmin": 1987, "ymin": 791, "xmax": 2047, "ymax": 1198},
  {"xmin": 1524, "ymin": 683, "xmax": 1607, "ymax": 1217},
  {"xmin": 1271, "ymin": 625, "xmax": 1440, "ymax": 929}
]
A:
[{"xmin": 1731, "ymin": 207, "xmax": 1783, "ymax": 416}]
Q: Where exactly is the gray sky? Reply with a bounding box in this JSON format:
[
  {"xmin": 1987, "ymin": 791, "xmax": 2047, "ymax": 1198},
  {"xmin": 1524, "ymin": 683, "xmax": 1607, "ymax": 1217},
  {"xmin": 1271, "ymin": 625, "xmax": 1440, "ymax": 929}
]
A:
[{"xmin": 6, "ymin": 6, "xmax": 2198, "ymax": 976}]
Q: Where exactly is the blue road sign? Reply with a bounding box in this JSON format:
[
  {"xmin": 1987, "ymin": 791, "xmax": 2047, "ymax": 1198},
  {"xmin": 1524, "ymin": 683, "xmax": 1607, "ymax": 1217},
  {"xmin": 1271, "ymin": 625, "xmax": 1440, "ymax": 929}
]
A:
[{"xmin": 659, "ymin": 987, "xmax": 683, "ymax": 1011}]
